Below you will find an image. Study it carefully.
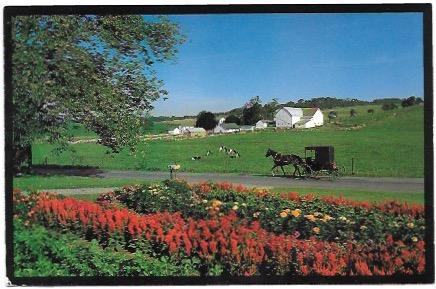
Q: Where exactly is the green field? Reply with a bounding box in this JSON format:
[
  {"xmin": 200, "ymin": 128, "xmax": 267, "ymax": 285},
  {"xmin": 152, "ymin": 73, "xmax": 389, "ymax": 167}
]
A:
[
  {"xmin": 13, "ymin": 175, "xmax": 424, "ymax": 204},
  {"xmin": 33, "ymin": 105, "xmax": 424, "ymax": 177}
]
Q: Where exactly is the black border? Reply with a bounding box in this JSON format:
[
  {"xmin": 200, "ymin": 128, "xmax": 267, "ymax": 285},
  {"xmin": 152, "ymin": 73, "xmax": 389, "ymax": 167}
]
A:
[{"xmin": 4, "ymin": 3, "xmax": 434, "ymax": 285}]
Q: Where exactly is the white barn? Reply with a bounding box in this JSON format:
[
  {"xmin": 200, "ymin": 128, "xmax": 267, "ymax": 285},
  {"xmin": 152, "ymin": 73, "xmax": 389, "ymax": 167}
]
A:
[{"xmin": 274, "ymin": 107, "xmax": 323, "ymax": 129}]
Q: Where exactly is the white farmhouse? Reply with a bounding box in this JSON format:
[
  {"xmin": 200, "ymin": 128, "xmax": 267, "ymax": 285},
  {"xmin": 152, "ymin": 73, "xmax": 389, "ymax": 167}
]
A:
[
  {"xmin": 255, "ymin": 120, "xmax": 269, "ymax": 129},
  {"xmin": 274, "ymin": 107, "xmax": 323, "ymax": 129}
]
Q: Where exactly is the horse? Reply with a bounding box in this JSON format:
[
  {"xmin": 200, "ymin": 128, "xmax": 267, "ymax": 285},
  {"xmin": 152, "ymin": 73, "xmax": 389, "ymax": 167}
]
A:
[{"xmin": 265, "ymin": 148, "xmax": 305, "ymax": 177}]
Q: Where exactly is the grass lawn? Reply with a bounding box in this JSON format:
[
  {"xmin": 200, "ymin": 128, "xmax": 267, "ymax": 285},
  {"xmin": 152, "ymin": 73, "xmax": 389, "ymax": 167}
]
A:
[
  {"xmin": 13, "ymin": 175, "xmax": 424, "ymax": 205},
  {"xmin": 13, "ymin": 175, "xmax": 153, "ymax": 191},
  {"xmin": 32, "ymin": 105, "xmax": 424, "ymax": 177}
]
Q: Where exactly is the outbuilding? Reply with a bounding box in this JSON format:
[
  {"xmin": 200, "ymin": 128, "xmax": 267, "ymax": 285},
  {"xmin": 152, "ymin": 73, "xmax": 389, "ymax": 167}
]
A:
[
  {"xmin": 185, "ymin": 127, "xmax": 207, "ymax": 137},
  {"xmin": 255, "ymin": 120, "xmax": 271, "ymax": 129},
  {"xmin": 213, "ymin": 123, "xmax": 240, "ymax": 134},
  {"xmin": 274, "ymin": 107, "xmax": 323, "ymax": 129},
  {"xmin": 168, "ymin": 127, "xmax": 181, "ymax": 135}
]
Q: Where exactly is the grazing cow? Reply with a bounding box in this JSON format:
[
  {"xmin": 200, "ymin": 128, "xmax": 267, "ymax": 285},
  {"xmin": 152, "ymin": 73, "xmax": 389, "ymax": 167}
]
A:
[
  {"xmin": 191, "ymin": 156, "xmax": 201, "ymax": 160},
  {"xmin": 206, "ymin": 150, "xmax": 212, "ymax": 156}
]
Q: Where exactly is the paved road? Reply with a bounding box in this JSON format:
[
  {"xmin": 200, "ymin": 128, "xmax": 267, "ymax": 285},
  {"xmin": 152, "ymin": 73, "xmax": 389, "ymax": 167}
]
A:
[{"xmin": 33, "ymin": 168, "xmax": 424, "ymax": 193}]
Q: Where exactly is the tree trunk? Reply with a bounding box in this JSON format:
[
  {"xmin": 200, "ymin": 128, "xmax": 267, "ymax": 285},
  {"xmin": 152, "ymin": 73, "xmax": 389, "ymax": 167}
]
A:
[{"xmin": 13, "ymin": 144, "xmax": 32, "ymax": 174}]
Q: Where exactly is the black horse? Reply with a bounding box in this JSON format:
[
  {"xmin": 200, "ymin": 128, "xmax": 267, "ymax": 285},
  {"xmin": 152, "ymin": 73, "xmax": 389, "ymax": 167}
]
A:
[{"xmin": 265, "ymin": 148, "xmax": 306, "ymax": 177}]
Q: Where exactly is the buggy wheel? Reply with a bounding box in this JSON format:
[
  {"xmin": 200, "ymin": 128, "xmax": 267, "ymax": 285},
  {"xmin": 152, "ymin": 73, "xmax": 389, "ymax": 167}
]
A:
[
  {"xmin": 329, "ymin": 166, "xmax": 345, "ymax": 181},
  {"xmin": 302, "ymin": 165, "xmax": 313, "ymax": 179}
]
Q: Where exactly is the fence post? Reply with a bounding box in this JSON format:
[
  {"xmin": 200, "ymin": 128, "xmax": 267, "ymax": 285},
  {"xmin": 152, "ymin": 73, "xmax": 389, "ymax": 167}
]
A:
[{"xmin": 351, "ymin": 158, "xmax": 355, "ymax": 175}]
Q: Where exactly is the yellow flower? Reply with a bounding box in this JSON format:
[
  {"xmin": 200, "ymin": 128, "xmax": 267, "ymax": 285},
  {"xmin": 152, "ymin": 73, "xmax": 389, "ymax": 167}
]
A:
[
  {"xmin": 280, "ymin": 211, "xmax": 288, "ymax": 218},
  {"xmin": 322, "ymin": 214, "xmax": 333, "ymax": 222},
  {"xmin": 412, "ymin": 236, "xmax": 418, "ymax": 242},
  {"xmin": 232, "ymin": 205, "xmax": 239, "ymax": 211},
  {"xmin": 304, "ymin": 214, "xmax": 316, "ymax": 222},
  {"xmin": 291, "ymin": 209, "xmax": 301, "ymax": 218},
  {"xmin": 339, "ymin": 216, "xmax": 347, "ymax": 221},
  {"xmin": 211, "ymin": 199, "xmax": 222, "ymax": 207},
  {"xmin": 284, "ymin": 208, "xmax": 291, "ymax": 213},
  {"xmin": 312, "ymin": 227, "xmax": 320, "ymax": 234},
  {"xmin": 313, "ymin": 212, "xmax": 323, "ymax": 217},
  {"xmin": 360, "ymin": 225, "xmax": 367, "ymax": 230},
  {"xmin": 407, "ymin": 222, "xmax": 415, "ymax": 229}
]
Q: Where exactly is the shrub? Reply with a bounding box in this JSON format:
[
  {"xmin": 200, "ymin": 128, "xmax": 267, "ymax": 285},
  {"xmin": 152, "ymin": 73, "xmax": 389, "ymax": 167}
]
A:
[{"xmin": 14, "ymin": 219, "xmax": 200, "ymax": 277}]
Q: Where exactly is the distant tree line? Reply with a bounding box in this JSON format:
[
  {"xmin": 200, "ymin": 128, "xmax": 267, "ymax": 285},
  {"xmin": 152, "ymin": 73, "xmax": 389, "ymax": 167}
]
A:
[{"xmin": 178, "ymin": 95, "xmax": 424, "ymax": 130}]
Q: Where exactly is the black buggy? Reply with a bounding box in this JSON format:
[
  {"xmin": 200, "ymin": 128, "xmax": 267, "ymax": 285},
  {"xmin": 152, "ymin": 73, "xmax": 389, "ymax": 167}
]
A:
[{"xmin": 303, "ymin": 146, "xmax": 345, "ymax": 180}]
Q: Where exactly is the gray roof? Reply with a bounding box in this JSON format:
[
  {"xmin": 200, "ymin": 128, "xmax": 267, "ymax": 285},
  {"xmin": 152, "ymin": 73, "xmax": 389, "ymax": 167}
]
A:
[
  {"xmin": 221, "ymin": 123, "xmax": 240, "ymax": 130},
  {"xmin": 302, "ymin": 108, "xmax": 320, "ymax": 117},
  {"xmin": 282, "ymin": 107, "xmax": 303, "ymax": 117},
  {"xmin": 187, "ymin": 127, "xmax": 206, "ymax": 132}
]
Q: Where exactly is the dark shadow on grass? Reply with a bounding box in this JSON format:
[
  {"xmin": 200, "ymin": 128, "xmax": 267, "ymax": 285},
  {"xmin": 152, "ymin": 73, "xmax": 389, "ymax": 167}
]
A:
[{"xmin": 29, "ymin": 164, "xmax": 104, "ymax": 178}]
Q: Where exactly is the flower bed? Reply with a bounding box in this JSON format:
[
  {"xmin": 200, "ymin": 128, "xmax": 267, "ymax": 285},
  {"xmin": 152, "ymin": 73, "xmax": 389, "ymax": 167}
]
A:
[
  {"xmin": 97, "ymin": 180, "xmax": 425, "ymax": 244},
  {"xmin": 14, "ymin": 185, "xmax": 426, "ymax": 277}
]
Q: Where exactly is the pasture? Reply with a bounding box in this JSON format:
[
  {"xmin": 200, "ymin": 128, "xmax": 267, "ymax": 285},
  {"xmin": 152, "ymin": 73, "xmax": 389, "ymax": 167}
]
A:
[{"xmin": 32, "ymin": 105, "xmax": 424, "ymax": 177}]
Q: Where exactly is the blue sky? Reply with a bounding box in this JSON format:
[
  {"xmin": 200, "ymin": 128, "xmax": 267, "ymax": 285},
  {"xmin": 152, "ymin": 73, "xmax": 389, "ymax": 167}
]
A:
[{"xmin": 150, "ymin": 13, "xmax": 423, "ymax": 116}]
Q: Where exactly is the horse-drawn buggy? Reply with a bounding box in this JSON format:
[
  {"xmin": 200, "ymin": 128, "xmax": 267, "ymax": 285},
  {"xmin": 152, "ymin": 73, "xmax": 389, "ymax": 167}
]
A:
[
  {"xmin": 266, "ymin": 145, "xmax": 345, "ymax": 180},
  {"xmin": 303, "ymin": 146, "xmax": 344, "ymax": 179}
]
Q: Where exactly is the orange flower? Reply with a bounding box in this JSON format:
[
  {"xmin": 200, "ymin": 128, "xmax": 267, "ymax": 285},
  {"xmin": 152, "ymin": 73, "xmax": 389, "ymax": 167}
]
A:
[
  {"xmin": 304, "ymin": 214, "xmax": 316, "ymax": 222},
  {"xmin": 291, "ymin": 209, "xmax": 301, "ymax": 217},
  {"xmin": 312, "ymin": 227, "xmax": 320, "ymax": 234},
  {"xmin": 279, "ymin": 211, "xmax": 288, "ymax": 218}
]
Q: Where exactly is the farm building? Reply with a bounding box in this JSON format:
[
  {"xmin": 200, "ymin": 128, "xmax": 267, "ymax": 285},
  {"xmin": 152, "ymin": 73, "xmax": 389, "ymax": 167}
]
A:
[
  {"xmin": 255, "ymin": 120, "xmax": 272, "ymax": 129},
  {"xmin": 240, "ymin": 125, "xmax": 255, "ymax": 132},
  {"xmin": 185, "ymin": 127, "xmax": 207, "ymax": 137},
  {"xmin": 274, "ymin": 107, "xmax": 323, "ymax": 128},
  {"xmin": 213, "ymin": 123, "xmax": 240, "ymax": 134},
  {"xmin": 168, "ymin": 127, "xmax": 181, "ymax": 135},
  {"xmin": 295, "ymin": 108, "xmax": 324, "ymax": 128}
]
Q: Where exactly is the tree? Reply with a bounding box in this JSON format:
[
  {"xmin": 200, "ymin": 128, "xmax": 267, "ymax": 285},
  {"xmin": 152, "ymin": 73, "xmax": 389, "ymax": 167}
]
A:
[
  {"xmin": 415, "ymin": 97, "xmax": 424, "ymax": 105},
  {"xmin": 224, "ymin": 115, "xmax": 241, "ymax": 125},
  {"xmin": 242, "ymin": 96, "xmax": 263, "ymax": 125},
  {"xmin": 11, "ymin": 15, "xmax": 185, "ymax": 172},
  {"xmin": 350, "ymin": 109, "xmax": 357, "ymax": 117},
  {"xmin": 401, "ymin": 96, "xmax": 418, "ymax": 108},
  {"xmin": 195, "ymin": 111, "xmax": 217, "ymax": 131},
  {"xmin": 262, "ymin": 98, "xmax": 279, "ymax": 119},
  {"xmin": 382, "ymin": 103, "xmax": 397, "ymax": 111},
  {"xmin": 328, "ymin": 111, "xmax": 337, "ymax": 123}
]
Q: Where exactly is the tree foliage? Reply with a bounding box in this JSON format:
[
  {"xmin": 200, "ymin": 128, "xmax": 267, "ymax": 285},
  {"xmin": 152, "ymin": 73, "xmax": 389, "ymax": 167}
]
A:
[
  {"xmin": 382, "ymin": 103, "xmax": 398, "ymax": 111},
  {"xmin": 11, "ymin": 15, "xmax": 185, "ymax": 172},
  {"xmin": 224, "ymin": 115, "xmax": 241, "ymax": 125},
  {"xmin": 328, "ymin": 111, "xmax": 337, "ymax": 123},
  {"xmin": 242, "ymin": 96, "xmax": 263, "ymax": 125},
  {"xmin": 401, "ymin": 96, "xmax": 422, "ymax": 108},
  {"xmin": 195, "ymin": 111, "xmax": 217, "ymax": 131}
]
